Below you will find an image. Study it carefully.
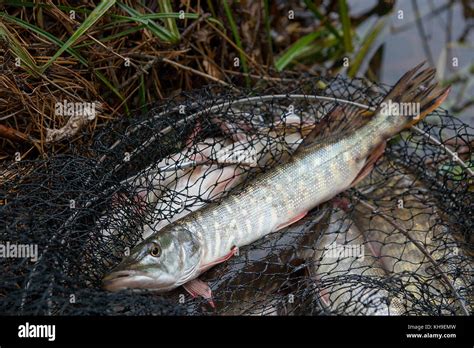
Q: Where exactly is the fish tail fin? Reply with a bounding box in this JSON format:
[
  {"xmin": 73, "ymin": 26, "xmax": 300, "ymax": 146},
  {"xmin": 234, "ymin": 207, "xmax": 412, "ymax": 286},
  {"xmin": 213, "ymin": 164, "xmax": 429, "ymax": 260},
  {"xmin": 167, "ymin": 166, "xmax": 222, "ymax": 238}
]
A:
[{"xmin": 375, "ymin": 61, "xmax": 451, "ymax": 134}]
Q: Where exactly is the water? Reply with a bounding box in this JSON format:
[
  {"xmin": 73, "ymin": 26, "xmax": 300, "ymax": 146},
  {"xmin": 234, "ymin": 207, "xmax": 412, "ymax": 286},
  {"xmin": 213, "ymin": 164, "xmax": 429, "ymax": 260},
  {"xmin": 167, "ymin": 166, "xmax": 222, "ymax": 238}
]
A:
[{"xmin": 348, "ymin": 0, "xmax": 473, "ymax": 126}]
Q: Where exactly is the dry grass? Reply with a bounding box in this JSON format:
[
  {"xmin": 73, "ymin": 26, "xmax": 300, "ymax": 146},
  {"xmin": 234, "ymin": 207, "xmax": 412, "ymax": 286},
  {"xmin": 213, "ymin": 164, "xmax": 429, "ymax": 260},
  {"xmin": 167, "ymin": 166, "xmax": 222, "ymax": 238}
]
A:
[{"xmin": 0, "ymin": 1, "xmax": 292, "ymax": 159}]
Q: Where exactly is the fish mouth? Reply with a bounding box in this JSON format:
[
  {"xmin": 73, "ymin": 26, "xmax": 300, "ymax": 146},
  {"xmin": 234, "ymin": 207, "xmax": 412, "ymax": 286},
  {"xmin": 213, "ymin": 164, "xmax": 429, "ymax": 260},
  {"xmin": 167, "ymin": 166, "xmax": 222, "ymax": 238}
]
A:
[{"xmin": 102, "ymin": 270, "xmax": 176, "ymax": 292}]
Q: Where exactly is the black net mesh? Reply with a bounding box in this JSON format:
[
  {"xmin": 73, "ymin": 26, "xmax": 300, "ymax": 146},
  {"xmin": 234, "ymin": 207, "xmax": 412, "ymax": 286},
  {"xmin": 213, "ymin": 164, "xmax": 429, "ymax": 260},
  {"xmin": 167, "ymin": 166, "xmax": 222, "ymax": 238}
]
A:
[{"xmin": 1, "ymin": 76, "xmax": 472, "ymax": 315}]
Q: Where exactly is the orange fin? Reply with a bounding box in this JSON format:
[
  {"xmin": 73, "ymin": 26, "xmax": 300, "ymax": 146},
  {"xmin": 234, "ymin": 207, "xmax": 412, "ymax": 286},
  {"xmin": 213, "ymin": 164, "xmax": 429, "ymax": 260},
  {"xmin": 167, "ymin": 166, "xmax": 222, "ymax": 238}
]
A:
[
  {"xmin": 276, "ymin": 211, "xmax": 307, "ymax": 231},
  {"xmin": 379, "ymin": 61, "xmax": 431, "ymax": 106},
  {"xmin": 405, "ymin": 85, "xmax": 451, "ymax": 128},
  {"xmin": 350, "ymin": 142, "xmax": 386, "ymax": 187},
  {"xmin": 315, "ymin": 105, "xmax": 371, "ymax": 139},
  {"xmin": 183, "ymin": 279, "xmax": 215, "ymax": 308}
]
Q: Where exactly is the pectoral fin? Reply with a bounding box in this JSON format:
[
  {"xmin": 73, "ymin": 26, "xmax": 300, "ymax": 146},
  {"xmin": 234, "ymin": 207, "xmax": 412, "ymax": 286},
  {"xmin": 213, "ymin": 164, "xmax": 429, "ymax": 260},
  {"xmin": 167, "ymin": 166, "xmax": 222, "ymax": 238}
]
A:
[{"xmin": 183, "ymin": 279, "xmax": 215, "ymax": 308}]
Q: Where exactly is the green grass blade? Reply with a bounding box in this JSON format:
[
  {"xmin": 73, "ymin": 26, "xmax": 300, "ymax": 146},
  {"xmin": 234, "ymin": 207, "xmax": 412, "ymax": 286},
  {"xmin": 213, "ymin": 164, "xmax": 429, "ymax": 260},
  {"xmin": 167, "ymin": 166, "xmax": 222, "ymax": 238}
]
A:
[
  {"xmin": 158, "ymin": 0, "xmax": 180, "ymax": 40},
  {"xmin": 338, "ymin": 0, "xmax": 352, "ymax": 52},
  {"xmin": 117, "ymin": 2, "xmax": 177, "ymax": 43},
  {"xmin": 222, "ymin": 0, "xmax": 250, "ymax": 86},
  {"xmin": 263, "ymin": 0, "xmax": 273, "ymax": 62},
  {"xmin": 206, "ymin": 0, "xmax": 217, "ymax": 18},
  {"xmin": 141, "ymin": 13, "xmax": 223, "ymax": 27},
  {"xmin": 4, "ymin": 1, "xmax": 222, "ymax": 25},
  {"xmin": 41, "ymin": 0, "xmax": 116, "ymax": 72},
  {"xmin": 0, "ymin": 21, "xmax": 42, "ymax": 76},
  {"xmin": 96, "ymin": 71, "xmax": 128, "ymax": 112},
  {"xmin": 2, "ymin": 13, "xmax": 87, "ymax": 66},
  {"xmin": 96, "ymin": 13, "xmax": 222, "ymax": 29},
  {"xmin": 275, "ymin": 30, "xmax": 327, "ymax": 71},
  {"xmin": 74, "ymin": 25, "xmax": 146, "ymax": 48},
  {"xmin": 348, "ymin": 17, "xmax": 386, "ymax": 78},
  {"xmin": 1, "ymin": 13, "xmax": 125, "ymax": 102}
]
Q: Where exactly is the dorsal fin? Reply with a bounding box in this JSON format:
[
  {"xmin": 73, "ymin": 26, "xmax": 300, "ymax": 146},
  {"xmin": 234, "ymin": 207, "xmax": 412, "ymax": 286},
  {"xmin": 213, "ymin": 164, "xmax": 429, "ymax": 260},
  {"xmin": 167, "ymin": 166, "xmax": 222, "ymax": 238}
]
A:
[{"xmin": 297, "ymin": 104, "xmax": 373, "ymax": 152}]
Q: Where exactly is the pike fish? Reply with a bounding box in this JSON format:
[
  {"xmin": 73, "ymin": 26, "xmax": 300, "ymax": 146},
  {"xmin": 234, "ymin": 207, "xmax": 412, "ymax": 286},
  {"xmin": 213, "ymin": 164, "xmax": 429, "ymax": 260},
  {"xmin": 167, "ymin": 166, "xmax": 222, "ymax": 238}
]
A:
[{"xmin": 103, "ymin": 63, "xmax": 451, "ymax": 300}]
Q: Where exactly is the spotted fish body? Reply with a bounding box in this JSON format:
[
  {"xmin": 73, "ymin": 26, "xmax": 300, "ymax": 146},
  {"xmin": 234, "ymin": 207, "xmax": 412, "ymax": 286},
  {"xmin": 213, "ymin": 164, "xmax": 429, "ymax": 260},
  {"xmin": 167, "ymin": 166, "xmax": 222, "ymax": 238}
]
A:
[
  {"xmin": 103, "ymin": 63, "xmax": 451, "ymax": 293},
  {"xmin": 189, "ymin": 121, "xmax": 380, "ymax": 267}
]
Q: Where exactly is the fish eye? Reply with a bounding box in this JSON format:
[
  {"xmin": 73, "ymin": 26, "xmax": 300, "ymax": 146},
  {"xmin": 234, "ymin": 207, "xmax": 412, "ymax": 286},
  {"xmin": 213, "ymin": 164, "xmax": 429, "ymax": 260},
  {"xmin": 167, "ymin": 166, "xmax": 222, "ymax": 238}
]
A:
[{"xmin": 149, "ymin": 243, "xmax": 161, "ymax": 257}]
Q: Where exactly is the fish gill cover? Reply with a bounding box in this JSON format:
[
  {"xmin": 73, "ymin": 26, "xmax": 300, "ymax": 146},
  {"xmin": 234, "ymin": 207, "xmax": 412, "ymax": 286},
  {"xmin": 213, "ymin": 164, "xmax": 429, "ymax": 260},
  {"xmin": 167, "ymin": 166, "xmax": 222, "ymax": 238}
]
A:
[{"xmin": 0, "ymin": 76, "xmax": 472, "ymax": 316}]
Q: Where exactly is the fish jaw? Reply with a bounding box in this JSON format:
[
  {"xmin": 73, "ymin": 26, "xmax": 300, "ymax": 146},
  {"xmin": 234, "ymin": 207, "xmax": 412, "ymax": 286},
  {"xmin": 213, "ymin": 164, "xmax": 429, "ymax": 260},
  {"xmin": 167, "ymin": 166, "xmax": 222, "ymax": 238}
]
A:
[
  {"xmin": 101, "ymin": 246, "xmax": 181, "ymax": 292},
  {"xmin": 102, "ymin": 270, "xmax": 178, "ymax": 292}
]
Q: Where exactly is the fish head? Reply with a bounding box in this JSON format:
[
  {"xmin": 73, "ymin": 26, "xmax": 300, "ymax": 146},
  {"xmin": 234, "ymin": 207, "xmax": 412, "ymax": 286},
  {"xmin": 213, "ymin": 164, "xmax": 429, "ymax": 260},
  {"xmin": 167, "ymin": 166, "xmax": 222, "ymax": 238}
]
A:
[{"xmin": 102, "ymin": 225, "xmax": 202, "ymax": 292}]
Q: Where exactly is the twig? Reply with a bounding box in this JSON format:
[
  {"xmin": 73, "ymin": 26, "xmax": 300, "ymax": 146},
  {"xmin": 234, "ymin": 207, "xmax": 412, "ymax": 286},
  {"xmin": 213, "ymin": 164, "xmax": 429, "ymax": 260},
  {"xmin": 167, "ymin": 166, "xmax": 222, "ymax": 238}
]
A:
[
  {"xmin": 206, "ymin": 21, "xmax": 268, "ymax": 76},
  {"xmin": 86, "ymin": 34, "xmax": 142, "ymax": 71},
  {"xmin": 411, "ymin": 126, "xmax": 474, "ymax": 177},
  {"xmin": 123, "ymin": 53, "xmax": 238, "ymax": 92},
  {"xmin": 412, "ymin": 0, "xmax": 435, "ymax": 66},
  {"xmin": 181, "ymin": 13, "xmax": 211, "ymax": 39},
  {"xmin": 117, "ymin": 57, "xmax": 160, "ymax": 91},
  {"xmin": 0, "ymin": 124, "xmax": 31, "ymax": 143},
  {"xmin": 161, "ymin": 57, "xmax": 240, "ymax": 92}
]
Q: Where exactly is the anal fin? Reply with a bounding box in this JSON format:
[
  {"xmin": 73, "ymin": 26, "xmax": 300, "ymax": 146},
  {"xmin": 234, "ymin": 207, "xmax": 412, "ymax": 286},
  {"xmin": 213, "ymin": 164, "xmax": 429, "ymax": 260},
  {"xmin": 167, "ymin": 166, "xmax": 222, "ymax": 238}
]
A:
[{"xmin": 350, "ymin": 142, "xmax": 386, "ymax": 188}]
